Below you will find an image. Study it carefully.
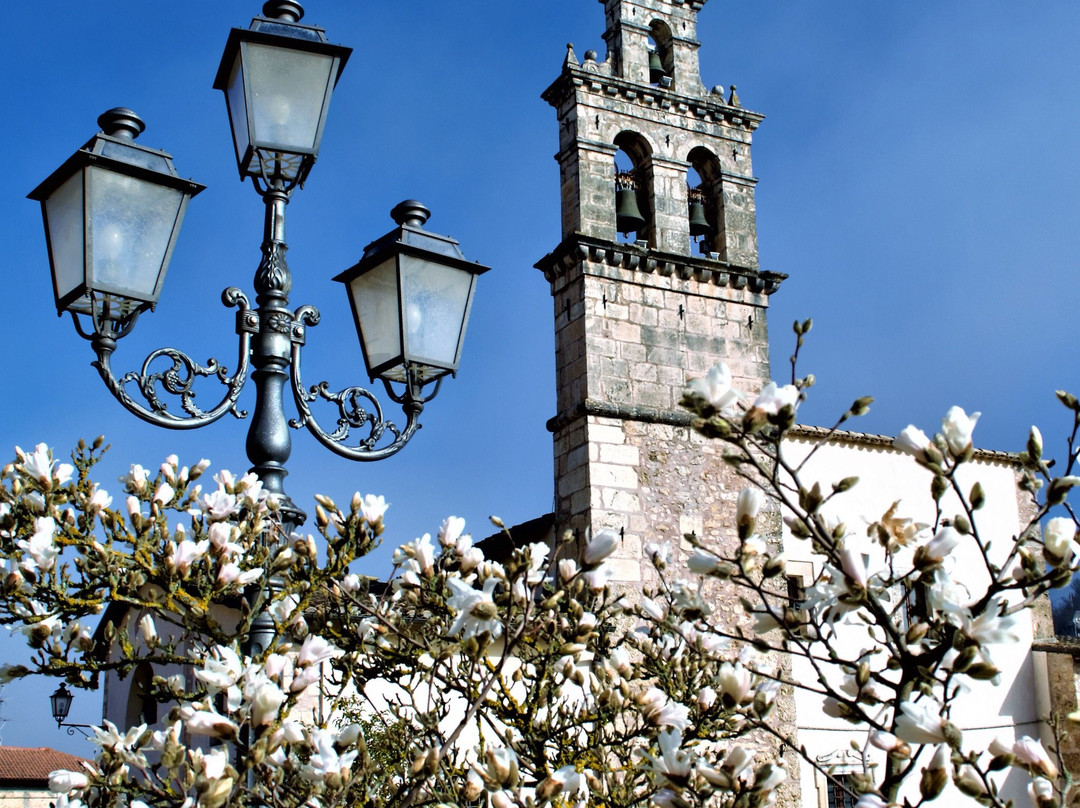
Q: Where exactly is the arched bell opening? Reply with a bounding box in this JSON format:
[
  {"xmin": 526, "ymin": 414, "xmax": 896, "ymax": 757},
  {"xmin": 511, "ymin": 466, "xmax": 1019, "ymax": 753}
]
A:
[
  {"xmin": 648, "ymin": 21, "xmax": 675, "ymax": 88},
  {"xmin": 687, "ymin": 146, "xmax": 724, "ymax": 257},
  {"xmin": 613, "ymin": 132, "xmax": 655, "ymax": 245},
  {"xmin": 125, "ymin": 660, "xmax": 158, "ymax": 728}
]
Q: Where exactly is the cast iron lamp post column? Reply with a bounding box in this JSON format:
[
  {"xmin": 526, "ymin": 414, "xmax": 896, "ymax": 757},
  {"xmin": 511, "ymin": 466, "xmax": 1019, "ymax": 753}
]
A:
[{"xmin": 29, "ymin": 2, "xmax": 489, "ymax": 659}]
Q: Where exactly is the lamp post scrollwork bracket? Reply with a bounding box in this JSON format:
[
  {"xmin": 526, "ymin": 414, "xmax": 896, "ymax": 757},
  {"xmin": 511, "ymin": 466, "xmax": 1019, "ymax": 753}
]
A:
[{"xmin": 81, "ymin": 287, "xmax": 254, "ymax": 431}]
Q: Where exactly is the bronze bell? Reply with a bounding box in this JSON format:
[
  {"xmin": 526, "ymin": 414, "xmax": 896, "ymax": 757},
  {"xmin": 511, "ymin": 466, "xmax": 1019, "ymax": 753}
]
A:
[
  {"xmin": 615, "ymin": 172, "xmax": 646, "ymax": 236},
  {"xmin": 649, "ymin": 49, "xmax": 666, "ymax": 84},
  {"xmin": 686, "ymin": 199, "xmax": 712, "ymax": 239}
]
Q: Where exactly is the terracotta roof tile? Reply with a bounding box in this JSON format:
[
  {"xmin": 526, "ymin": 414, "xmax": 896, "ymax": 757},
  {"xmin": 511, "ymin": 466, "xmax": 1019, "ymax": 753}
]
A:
[{"xmin": 0, "ymin": 746, "xmax": 90, "ymax": 786}]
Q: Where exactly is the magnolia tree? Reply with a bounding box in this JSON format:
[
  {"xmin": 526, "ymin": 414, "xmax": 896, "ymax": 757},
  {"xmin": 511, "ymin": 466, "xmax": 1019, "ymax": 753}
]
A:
[{"xmin": 0, "ymin": 323, "xmax": 1077, "ymax": 808}]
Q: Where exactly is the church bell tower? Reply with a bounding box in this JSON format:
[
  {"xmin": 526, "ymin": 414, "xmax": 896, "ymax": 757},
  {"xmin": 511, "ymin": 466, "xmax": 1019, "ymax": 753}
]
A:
[{"xmin": 536, "ymin": 0, "xmax": 787, "ymax": 582}]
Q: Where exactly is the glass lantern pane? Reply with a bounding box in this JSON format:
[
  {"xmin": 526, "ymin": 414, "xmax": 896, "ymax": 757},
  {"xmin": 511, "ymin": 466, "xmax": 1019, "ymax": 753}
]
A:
[
  {"xmin": 349, "ymin": 258, "xmax": 402, "ymax": 374},
  {"xmin": 99, "ymin": 141, "xmax": 171, "ymax": 173},
  {"xmin": 44, "ymin": 170, "xmax": 86, "ymax": 304},
  {"xmin": 400, "ymin": 257, "xmax": 474, "ymax": 369},
  {"xmin": 86, "ymin": 167, "xmax": 185, "ymax": 301},
  {"xmin": 225, "ymin": 54, "xmax": 250, "ymax": 169},
  {"xmin": 243, "ymin": 42, "xmax": 334, "ymax": 153}
]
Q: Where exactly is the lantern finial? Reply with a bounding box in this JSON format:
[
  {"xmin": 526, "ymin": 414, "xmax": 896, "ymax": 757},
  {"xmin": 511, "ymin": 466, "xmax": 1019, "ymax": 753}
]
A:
[
  {"xmin": 262, "ymin": 1, "xmax": 304, "ymax": 23},
  {"xmin": 97, "ymin": 108, "xmax": 146, "ymax": 141},
  {"xmin": 390, "ymin": 200, "xmax": 431, "ymax": 228}
]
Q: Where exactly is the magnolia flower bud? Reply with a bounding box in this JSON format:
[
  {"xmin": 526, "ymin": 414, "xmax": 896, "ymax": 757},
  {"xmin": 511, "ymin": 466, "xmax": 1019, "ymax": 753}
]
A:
[
  {"xmin": 737, "ymin": 487, "xmax": 763, "ymax": 539},
  {"xmin": 462, "ymin": 769, "xmax": 484, "ymax": 802},
  {"xmin": 894, "ymin": 425, "xmax": 930, "ymax": 459},
  {"xmin": 48, "ymin": 770, "xmax": 89, "ymax": 793},
  {"xmin": 941, "ymin": 405, "xmax": 980, "ymax": 456},
  {"xmin": 583, "ymin": 530, "xmax": 619, "ymax": 565}
]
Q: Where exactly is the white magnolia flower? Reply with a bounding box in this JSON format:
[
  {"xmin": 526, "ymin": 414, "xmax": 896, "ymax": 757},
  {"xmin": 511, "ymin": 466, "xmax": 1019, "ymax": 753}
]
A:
[
  {"xmin": 297, "ymin": 634, "xmax": 341, "ymax": 667},
  {"xmin": 894, "ymin": 699, "xmax": 947, "ymax": 745},
  {"xmin": 446, "ymin": 577, "xmax": 502, "ymax": 640},
  {"xmin": 1043, "ymin": 516, "xmax": 1078, "ymax": 563},
  {"xmin": 201, "ymin": 747, "xmax": 230, "ymax": 780},
  {"xmin": 922, "ymin": 526, "xmax": 961, "ymax": 563},
  {"xmin": 196, "ymin": 646, "xmax": 243, "ymax": 691},
  {"xmin": 721, "ymin": 746, "xmax": 753, "ymax": 781},
  {"xmin": 152, "ymin": 482, "xmax": 175, "ymax": 506},
  {"xmin": 48, "ymin": 770, "xmax": 88, "ymax": 793},
  {"xmin": 893, "ymin": 425, "xmax": 931, "ymax": 457},
  {"xmin": 19, "ymin": 444, "xmax": 74, "ymax": 488},
  {"xmin": 207, "ymin": 522, "xmax": 243, "ymax": 558},
  {"xmin": 688, "ymin": 548, "xmax": 721, "ymax": 574},
  {"xmin": 962, "ymin": 596, "xmax": 1019, "ymax": 649},
  {"xmin": 409, "ymin": 534, "xmax": 437, "ymax": 577},
  {"xmin": 686, "ymin": 362, "xmax": 741, "ymax": 413},
  {"xmin": 717, "ymin": 661, "xmax": 754, "ymax": 705},
  {"xmin": 217, "ymin": 562, "xmax": 263, "ymax": 588},
  {"xmin": 838, "ymin": 546, "xmax": 868, "ymax": 589},
  {"xmin": 460, "ymin": 546, "xmax": 485, "ymax": 574},
  {"xmin": 201, "ymin": 488, "xmax": 239, "ymax": 521},
  {"xmin": 547, "ymin": 765, "xmax": 590, "ymax": 805},
  {"xmin": 18, "ymin": 516, "xmax": 60, "ymax": 573},
  {"xmin": 248, "ymin": 676, "xmax": 286, "ymax": 727},
  {"xmin": 751, "ymin": 381, "xmax": 800, "ymax": 415},
  {"xmin": 360, "ymin": 494, "xmax": 389, "ymax": 525},
  {"xmin": 653, "ymin": 700, "xmax": 691, "ymax": 732},
  {"xmin": 1029, "ymin": 777, "xmax": 1054, "ymax": 806},
  {"xmin": 167, "ymin": 539, "xmax": 210, "ymax": 576},
  {"xmin": 737, "ymin": 487, "xmax": 763, "ymax": 523},
  {"xmin": 91, "ymin": 719, "xmax": 146, "ymax": 754},
  {"xmin": 647, "ymin": 728, "xmax": 693, "ymax": 783},
  {"xmin": 609, "ymin": 646, "xmax": 631, "ymax": 676},
  {"xmin": 869, "ymin": 730, "xmax": 901, "ymax": 752},
  {"xmin": 438, "ymin": 515, "xmax": 467, "ymax": 548},
  {"xmin": 268, "ymin": 594, "xmax": 301, "ymax": 626},
  {"xmin": 558, "ymin": 558, "xmax": 579, "ymax": 582},
  {"xmin": 941, "ymin": 405, "xmax": 980, "ymax": 454},
  {"xmin": 584, "ymin": 529, "xmax": 619, "ymax": 565},
  {"xmin": 181, "ymin": 704, "xmax": 238, "ymax": 740},
  {"xmin": 120, "ymin": 464, "xmax": 150, "ymax": 494},
  {"xmin": 303, "ymin": 727, "xmax": 358, "ymax": 784},
  {"xmin": 88, "ymin": 486, "xmax": 113, "ymax": 513},
  {"xmin": 645, "ymin": 542, "xmax": 672, "ymax": 568},
  {"xmin": 754, "ymin": 763, "xmax": 786, "ymax": 792},
  {"xmin": 137, "ymin": 614, "xmax": 157, "ymax": 645},
  {"xmin": 1012, "ymin": 736, "xmax": 1058, "ymax": 779}
]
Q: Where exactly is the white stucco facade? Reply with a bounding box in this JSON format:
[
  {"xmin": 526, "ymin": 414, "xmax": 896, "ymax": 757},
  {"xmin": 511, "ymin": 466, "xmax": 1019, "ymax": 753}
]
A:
[{"xmin": 781, "ymin": 430, "xmax": 1047, "ymax": 807}]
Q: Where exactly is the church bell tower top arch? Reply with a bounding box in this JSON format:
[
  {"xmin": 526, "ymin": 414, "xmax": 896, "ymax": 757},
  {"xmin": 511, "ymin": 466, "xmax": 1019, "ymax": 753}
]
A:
[{"xmin": 599, "ymin": 0, "xmax": 709, "ymax": 93}]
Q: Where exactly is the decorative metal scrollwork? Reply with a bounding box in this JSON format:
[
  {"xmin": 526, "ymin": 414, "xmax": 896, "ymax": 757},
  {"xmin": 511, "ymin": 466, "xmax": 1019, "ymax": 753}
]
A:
[
  {"xmin": 292, "ymin": 382, "xmax": 405, "ymax": 449},
  {"xmin": 88, "ymin": 288, "xmax": 254, "ymax": 431},
  {"xmin": 288, "ymin": 306, "xmax": 428, "ymax": 462}
]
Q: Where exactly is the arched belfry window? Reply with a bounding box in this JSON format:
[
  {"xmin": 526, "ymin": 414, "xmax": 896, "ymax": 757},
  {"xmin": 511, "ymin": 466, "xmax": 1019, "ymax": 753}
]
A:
[
  {"xmin": 614, "ymin": 132, "xmax": 655, "ymax": 244},
  {"xmin": 687, "ymin": 147, "xmax": 724, "ymax": 256},
  {"xmin": 648, "ymin": 21, "xmax": 674, "ymax": 88},
  {"xmin": 125, "ymin": 661, "xmax": 158, "ymax": 728}
]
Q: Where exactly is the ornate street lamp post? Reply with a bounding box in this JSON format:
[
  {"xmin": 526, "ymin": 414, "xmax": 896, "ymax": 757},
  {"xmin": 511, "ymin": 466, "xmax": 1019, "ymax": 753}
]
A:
[{"xmin": 28, "ymin": 2, "xmax": 488, "ymax": 659}]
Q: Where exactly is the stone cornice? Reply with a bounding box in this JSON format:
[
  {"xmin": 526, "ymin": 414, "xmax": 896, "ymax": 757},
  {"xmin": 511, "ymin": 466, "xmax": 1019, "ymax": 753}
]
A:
[
  {"xmin": 542, "ymin": 67, "xmax": 763, "ymax": 131},
  {"xmin": 534, "ymin": 233, "xmax": 787, "ymax": 294},
  {"xmin": 546, "ymin": 406, "xmax": 1023, "ymax": 468},
  {"xmin": 786, "ymin": 424, "xmax": 1021, "ymax": 466},
  {"xmin": 547, "ymin": 398, "xmax": 693, "ymax": 434}
]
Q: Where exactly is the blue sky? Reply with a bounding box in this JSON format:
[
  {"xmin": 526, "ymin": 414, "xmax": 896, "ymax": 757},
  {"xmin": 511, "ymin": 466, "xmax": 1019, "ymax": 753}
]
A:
[{"xmin": 3, "ymin": 1, "xmax": 1080, "ymax": 753}]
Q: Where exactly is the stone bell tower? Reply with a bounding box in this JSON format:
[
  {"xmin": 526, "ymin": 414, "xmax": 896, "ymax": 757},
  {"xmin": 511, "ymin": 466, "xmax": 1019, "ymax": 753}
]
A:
[{"xmin": 535, "ymin": 0, "xmax": 787, "ymax": 582}]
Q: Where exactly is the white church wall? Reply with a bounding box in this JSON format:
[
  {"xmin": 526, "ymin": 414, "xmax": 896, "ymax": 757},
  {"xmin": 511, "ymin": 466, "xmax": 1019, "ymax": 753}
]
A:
[{"xmin": 780, "ymin": 433, "xmax": 1041, "ymax": 807}]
